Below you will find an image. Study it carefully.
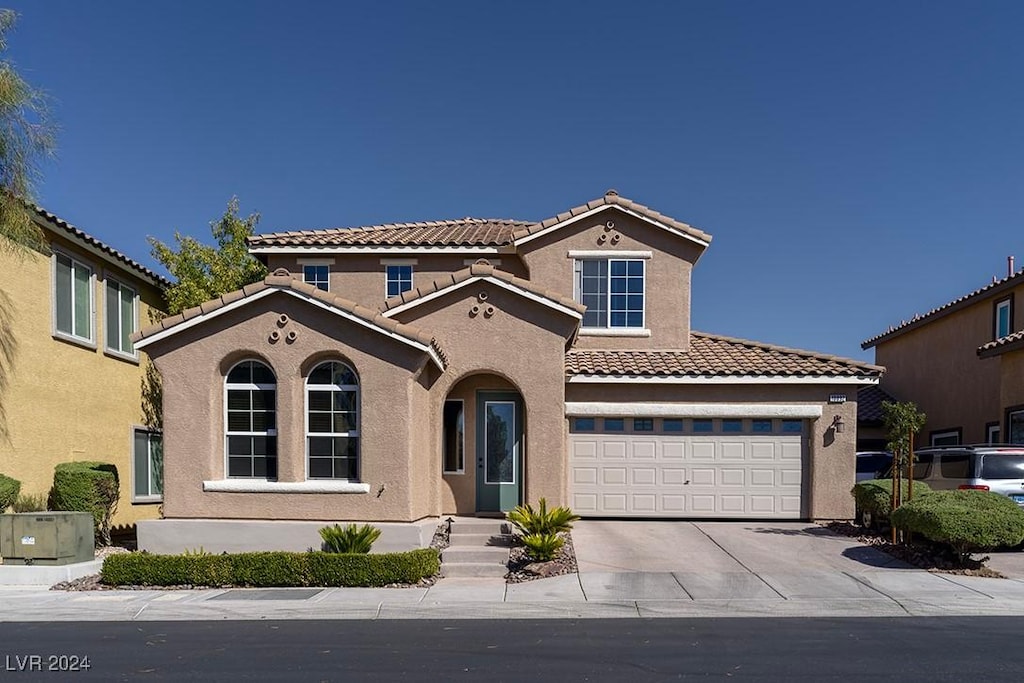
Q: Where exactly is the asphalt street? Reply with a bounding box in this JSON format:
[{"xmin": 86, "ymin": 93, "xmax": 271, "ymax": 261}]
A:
[{"xmin": 0, "ymin": 617, "xmax": 1021, "ymax": 681}]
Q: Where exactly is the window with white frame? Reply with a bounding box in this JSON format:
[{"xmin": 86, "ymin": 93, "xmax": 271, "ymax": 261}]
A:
[
  {"xmin": 443, "ymin": 400, "xmax": 464, "ymax": 473},
  {"xmin": 386, "ymin": 265, "xmax": 413, "ymax": 298},
  {"xmin": 225, "ymin": 360, "xmax": 277, "ymax": 479},
  {"xmin": 303, "ymin": 264, "xmax": 330, "ymax": 291},
  {"xmin": 307, "ymin": 361, "xmax": 360, "ymax": 479},
  {"xmin": 930, "ymin": 429, "xmax": 961, "ymax": 446},
  {"xmin": 132, "ymin": 428, "xmax": 163, "ymax": 501},
  {"xmin": 995, "ymin": 297, "xmax": 1013, "ymax": 340},
  {"xmin": 575, "ymin": 259, "xmax": 644, "ymax": 328},
  {"xmin": 105, "ymin": 278, "xmax": 137, "ymax": 356},
  {"xmin": 987, "ymin": 423, "xmax": 1001, "ymax": 444},
  {"xmin": 54, "ymin": 252, "xmax": 94, "ymax": 342}
]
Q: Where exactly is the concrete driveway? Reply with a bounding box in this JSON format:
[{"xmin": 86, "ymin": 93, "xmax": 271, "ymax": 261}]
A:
[{"xmin": 571, "ymin": 520, "xmax": 933, "ymax": 601}]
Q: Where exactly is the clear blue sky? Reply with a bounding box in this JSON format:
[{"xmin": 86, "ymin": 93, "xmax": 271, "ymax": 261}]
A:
[{"xmin": 7, "ymin": 1, "xmax": 1024, "ymax": 362}]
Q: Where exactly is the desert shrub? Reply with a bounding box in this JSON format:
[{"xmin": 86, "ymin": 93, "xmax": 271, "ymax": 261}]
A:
[
  {"xmin": 0, "ymin": 473, "xmax": 20, "ymax": 512},
  {"xmin": 100, "ymin": 548, "xmax": 440, "ymax": 587},
  {"xmin": 507, "ymin": 498, "xmax": 580, "ymax": 536},
  {"xmin": 49, "ymin": 462, "xmax": 119, "ymax": 545},
  {"xmin": 521, "ymin": 532, "xmax": 564, "ymax": 562},
  {"xmin": 891, "ymin": 490, "xmax": 1024, "ymax": 562},
  {"xmin": 319, "ymin": 523, "xmax": 381, "ymax": 554},
  {"xmin": 11, "ymin": 492, "xmax": 46, "ymax": 512},
  {"xmin": 851, "ymin": 478, "xmax": 932, "ymax": 527}
]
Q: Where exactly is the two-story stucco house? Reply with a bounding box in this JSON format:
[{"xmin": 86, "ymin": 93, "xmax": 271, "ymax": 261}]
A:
[
  {"xmin": 133, "ymin": 191, "xmax": 881, "ymax": 551},
  {"xmin": 863, "ymin": 258, "xmax": 1024, "ymax": 447},
  {"xmin": 0, "ymin": 207, "xmax": 168, "ymax": 528}
]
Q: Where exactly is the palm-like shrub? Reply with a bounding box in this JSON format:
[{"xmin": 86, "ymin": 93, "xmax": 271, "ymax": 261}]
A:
[
  {"xmin": 521, "ymin": 533, "xmax": 564, "ymax": 562},
  {"xmin": 507, "ymin": 498, "xmax": 580, "ymax": 536},
  {"xmin": 319, "ymin": 523, "xmax": 382, "ymax": 554}
]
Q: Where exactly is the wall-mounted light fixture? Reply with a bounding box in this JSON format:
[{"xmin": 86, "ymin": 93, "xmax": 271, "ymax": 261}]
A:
[{"xmin": 832, "ymin": 415, "xmax": 845, "ymax": 434}]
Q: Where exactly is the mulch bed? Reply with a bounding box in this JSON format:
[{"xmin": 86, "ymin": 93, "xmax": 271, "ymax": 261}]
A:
[
  {"xmin": 825, "ymin": 521, "xmax": 1004, "ymax": 578},
  {"xmin": 506, "ymin": 532, "xmax": 577, "ymax": 583}
]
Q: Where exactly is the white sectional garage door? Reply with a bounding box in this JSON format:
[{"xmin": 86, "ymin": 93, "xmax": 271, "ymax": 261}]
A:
[{"xmin": 569, "ymin": 421, "xmax": 804, "ymax": 518}]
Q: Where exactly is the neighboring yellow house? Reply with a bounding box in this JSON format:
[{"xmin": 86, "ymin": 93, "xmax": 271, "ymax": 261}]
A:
[{"xmin": 0, "ymin": 206, "xmax": 168, "ymax": 530}]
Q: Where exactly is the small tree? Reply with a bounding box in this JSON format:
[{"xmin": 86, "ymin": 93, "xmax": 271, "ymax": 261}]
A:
[{"xmin": 881, "ymin": 400, "xmax": 927, "ymax": 541}]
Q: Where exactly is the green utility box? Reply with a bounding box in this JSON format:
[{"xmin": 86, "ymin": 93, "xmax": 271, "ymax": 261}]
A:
[{"xmin": 0, "ymin": 512, "xmax": 95, "ymax": 565}]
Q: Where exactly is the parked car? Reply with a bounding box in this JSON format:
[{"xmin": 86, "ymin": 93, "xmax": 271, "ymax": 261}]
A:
[
  {"xmin": 907, "ymin": 445, "xmax": 1024, "ymax": 507},
  {"xmin": 856, "ymin": 451, "xmax": 893, "ymax": 483}
]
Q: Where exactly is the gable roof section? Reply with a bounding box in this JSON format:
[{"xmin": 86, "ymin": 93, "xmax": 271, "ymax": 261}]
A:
[
  {"xmin": 248, "ymin": 217, "xmax": 531, "ymax": 251},
  {"xmin": 245, "ymin": 190, "xmax": 711, "ymax": 253},
  {"xmin": 566, "ymin": 331, "xmax": 883, "ymax": 383},
  {"xmin": 512, "ymin": 190, "xmax": 712, "ymax": 249},
  {"xmin": 978, "ymin": 329, "xmax": 1024, "ymax": 359},
  {"xmin": 863, "ymin": 269, "xmax": 1024, "ymax": 349},
  {"xmin": 32, "ymin": 204, "xmax": 170, "ymax": 288},
  {"xmin": 857, "ymin": 384, "xmax": 895, "ymax": 423},
  {"xmin": 133, "ymin": 269, "xmax": 446, "ymax": 370},
  {"xmin": 382, "ymin": 261, "xmax": 585, "ymax": 320}
]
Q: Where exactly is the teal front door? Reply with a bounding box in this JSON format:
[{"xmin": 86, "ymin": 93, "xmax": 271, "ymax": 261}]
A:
[{"xmin": 475, "ymin": 391, "xmax": 523, "ymax": 513}]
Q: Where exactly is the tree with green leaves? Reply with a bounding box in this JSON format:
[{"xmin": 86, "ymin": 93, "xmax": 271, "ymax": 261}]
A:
[
  {"xmin": 0, "ymin": 10, "xmax": 56, "ymax": 442},
  {"xmin": 148, "ymin": 197, "xmax": 267, "ymax": 315},
  {"xmin": 881, "ymin": 400, "xmax": 927, "ymax": 541}
]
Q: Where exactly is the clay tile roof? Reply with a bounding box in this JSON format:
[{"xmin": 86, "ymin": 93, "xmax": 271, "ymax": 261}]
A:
[
  {"xmin": 565, "ymin": 331, "xmax": 883, "ymax": 378},
  {"xmin": 381, "ymin": 261, "xmax": 586, "ymax": 315},
  {"xmin": 510, "ymin": 189, "xmax": 713, "ymax": 246},
  {"xmin": 977, "ymin": 329, "xmax": 1024, "ymax": 358},
  {"xmin": 247, "ymin": 217, "xmax": 533, "ymax": 248},
  {"xmin": 31, "ymin": 204, "xmax": 170, "ymax": 288},
  {"xmin": 133, "ymin": 270, "xmax": 445, "ymax": 367},
  {"xmin": 857, "ymin": 384, "xmax": 895, "ymax": 423},
  {"xmin": 863, "ymin": 269, "xmax": 1024, "ymax": 349}
]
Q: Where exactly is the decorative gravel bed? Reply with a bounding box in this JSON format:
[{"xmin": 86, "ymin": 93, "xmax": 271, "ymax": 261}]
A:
[
  {"xmin": 825, "ymin": 521, "xmax": 1004, "ymax": 578},
  {"xmin": 506, "ymin": 532, "xmax": 577, "ymax": 583}
]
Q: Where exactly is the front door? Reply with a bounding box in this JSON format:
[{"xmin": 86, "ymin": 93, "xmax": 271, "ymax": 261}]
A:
[{"xmin": 475, "ymin": 391, "xmax": 523, "ymax": 513}]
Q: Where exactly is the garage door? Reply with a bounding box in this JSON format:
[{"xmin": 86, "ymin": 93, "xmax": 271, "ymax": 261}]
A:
[{"xmin": 569, "ymin": 417, "xmax": 804, "ymax": 518}]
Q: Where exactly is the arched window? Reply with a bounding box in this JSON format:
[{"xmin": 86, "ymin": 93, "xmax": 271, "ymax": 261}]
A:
[
  {"xmin": 225, "ymin": 360, "xmax": 277, "ymax": 479},
  {"xmin": 307, "ymin": 361, "xmax": 359, "ymax": 480}
]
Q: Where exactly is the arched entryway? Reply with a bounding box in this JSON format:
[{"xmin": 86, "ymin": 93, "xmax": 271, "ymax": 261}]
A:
[{"xmin": 442, "ymin": 373, "xmax": 525, "ymax": 514}]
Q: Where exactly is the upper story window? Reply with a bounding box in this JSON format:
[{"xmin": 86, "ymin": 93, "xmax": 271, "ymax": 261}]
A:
[
  {"xmin": 105, "ymin": 278, "xmax": 138, "ymax": 358},
  {"xmin": 225, "ymin": 360, "xmax": 277, "ymax": 479},
  {"xmin": 54, "ymin": 252, "xmax": 94, "ymax": 343},
  {"xmin": 386, "ymin": 265, "xmax": 414, "ymax": 297},
  {"xmin": 303, "ymin": 265, "xmax": 330, "ymax": 291},
  {"xmin": 995, "ymin": 296, "xmax": 1013, "ymax": 340},
  {"xmin": 575, "ymin": 259, "xmax": 645, "ymax": 328}
]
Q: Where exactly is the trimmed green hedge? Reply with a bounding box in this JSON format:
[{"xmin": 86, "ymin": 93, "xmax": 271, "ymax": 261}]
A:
[
  {"xmin": 100, "ymin": 548, "xmax": 441, "ymax": 587},
  {"xmin": 891, "ymin": 490, "xmax": 1024, "ymax": 559},
  {"xmin": 49, "ymin": 462, "xmax": 119, "ymax": 545},
  {"xmin": 851, "ymin": 478, "xmax": 931, "ymax": 526},
  {"xmin": 0, "ymin": 473, "xmax": 20, "ymax": 512}
]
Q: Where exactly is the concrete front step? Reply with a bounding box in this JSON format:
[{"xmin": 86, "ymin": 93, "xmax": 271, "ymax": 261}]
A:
[
  {"xmin": 443, "ymin": 546, "xmax": 510, "ymax": 564},
  {"xmin": 448, "ymin": 533, "xmax": 513, "ymax": 547},
  {"xmin": 442, "ymin": 562, "xmax": 509, "ymax": 578},
  {"xmin": 448, "ymin": 519, "xmax": 509, "ymax": 535}
]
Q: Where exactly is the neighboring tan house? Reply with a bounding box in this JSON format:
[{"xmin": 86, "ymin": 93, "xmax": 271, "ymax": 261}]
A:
[
  {"xmin": 863, "ymin": 258, "xmax": 1024, "ymax": 447},
  {"xmin": 133, "ymin": 191, "xmax": 881, "ymax": 551},
  {"xmin": 0, "ymin": 207, "xmax": 168, "ymax": 529}
]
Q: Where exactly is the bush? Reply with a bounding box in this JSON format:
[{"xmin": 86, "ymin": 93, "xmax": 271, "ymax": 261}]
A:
[
  {"xmin": 507, "ymin": 498, "xmax": 580, "ymax": 536},
  {"xmin": 851, "ymin": 478, "xmax": 932, "ymax": 527},
  {"xmin": 0, "ymin": 473, "xmax": 20, "ymax": 512},
  {"xmin": 319, "ymin": 523, "xmax": 381, "ymax": 554},
  {"xmin": 12, "ymin": 492, "xmax": 46, "ymax": 513},
  {"xmin": 49, "ymin": 462, "xmax": 119, "ymax": 545},
  {"xmin": 521, "ymin": 533, "xmax": 564, "ymax": 562},
  {"xmin": 891, "ymin": 490, "xmax": 1024, "ymax": 562},
  {"xmin": 99, "ymin": 548, "xmax": 440, "ymax": 588}
]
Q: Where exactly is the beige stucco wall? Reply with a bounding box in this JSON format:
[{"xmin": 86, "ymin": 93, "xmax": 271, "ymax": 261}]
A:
[
  {"xmin": 0, "ymin": 234, "xmax": 165, "ymax": 528},
  {"xmin": 264, "ymin": 253, "xmax": 528, "ymax": 309},
  {"xmin": 391, "ymin": 281, "xmax": 579, "ymax": 512},
  {"xmin": 997, "ymin": 351, "xmax": 1024, "ymax": 429},
  {"xmin": 872, "ymin": 286, "xmax": 1024, "ymax": 444},
  {"xmin": 145, "ymin": 291, "xmax": 436, "ymax": 522},
  {"xmin": 517, "ymin": 208, "xmax": 705, "ymax": 350},
  {"xmin": 565, "ymin": 382, "xmax": 861, "ymax": 519}
]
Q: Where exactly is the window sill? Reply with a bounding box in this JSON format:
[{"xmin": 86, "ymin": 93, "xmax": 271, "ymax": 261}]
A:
[
  {"xmin": 442, "ymin": 470, "xmax": 466, "ymax": 476},
  {"xmin": 132, "ymin": 495, "xmax": 163, "ymax": 504},
  {"xmin": 52, "ymin": 332, "xmax": 97, "ymax": 351},
  {"xmin": 104, "ymin": 348, "xmax": 140, "ymax": 365},
  {"xmin": 579, "ymin": 328, "xmax": 651, "ymax": 337},
  {"xmin": 203, "ymin": 480, "xmax": 370, "ymax": 494}
]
